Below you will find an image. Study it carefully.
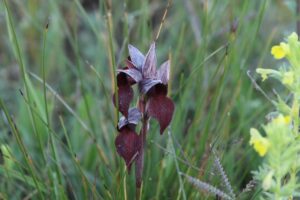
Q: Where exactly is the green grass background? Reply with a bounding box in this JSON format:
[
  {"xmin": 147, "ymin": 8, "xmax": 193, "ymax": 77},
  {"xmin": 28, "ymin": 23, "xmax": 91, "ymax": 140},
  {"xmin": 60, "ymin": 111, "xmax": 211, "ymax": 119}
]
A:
[{"xmin": 0, "ymin": 0, "xmax": 297, "ymax": 199}]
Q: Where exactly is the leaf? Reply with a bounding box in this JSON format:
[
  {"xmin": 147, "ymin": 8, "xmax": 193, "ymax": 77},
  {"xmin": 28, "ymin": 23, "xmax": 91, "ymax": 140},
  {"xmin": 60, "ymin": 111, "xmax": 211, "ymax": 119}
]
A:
[
  {"xmin": 113, "ymin": 85, "xmax": 134, "ymax": 118},
  {"xmin": 146, "ymin": 94, "xmax": 174, "ymax": 134},
  {"xmin": 128, "ymin": 44, "xmax": 145, "ymax": 69},
  {"xmin": 142, "ymin": 42, "xmax": 157, "ymax": 79},
  {"xmin": 157, "ymin": 60, "xmax": 170, "ymax": 84},
  {"xmin": 117, "ymin": 68, "xmax": 143, "ymax": 83},
  {"xmin": 0, "ymin": 148, "xmax": 3, "ymax": 165},
  {"xmin": 118, "ymin": 107, "xmax": 142, "ymax": 129},
  {"xmin": 139, "ymin": 79, "xmax": 162, "ymax": 94},
  {"xmin": 115, "ymin": 127, "xmax": 141, "ymax": 171}
]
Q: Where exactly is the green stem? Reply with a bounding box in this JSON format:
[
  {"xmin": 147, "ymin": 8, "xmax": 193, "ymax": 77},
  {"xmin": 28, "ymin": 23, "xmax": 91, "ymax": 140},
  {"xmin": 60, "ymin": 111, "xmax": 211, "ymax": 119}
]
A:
[
  {"xmin": 292, "ymin": 93, "xmax": 299, "ymax": 136},
  {"xmin": 42, "ymin": 24, "xmax": 62, "ymax": 185},
  {"xmin": 106, "ymin": 9, "xmax": 118, "ymax": 126}
]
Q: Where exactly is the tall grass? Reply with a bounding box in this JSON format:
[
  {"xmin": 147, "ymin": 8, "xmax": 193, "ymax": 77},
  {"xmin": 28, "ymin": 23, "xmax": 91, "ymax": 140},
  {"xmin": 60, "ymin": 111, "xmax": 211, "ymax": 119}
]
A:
[{"xmin": 0, "ymin": 0, "xmax": 298, "ymax": 199}]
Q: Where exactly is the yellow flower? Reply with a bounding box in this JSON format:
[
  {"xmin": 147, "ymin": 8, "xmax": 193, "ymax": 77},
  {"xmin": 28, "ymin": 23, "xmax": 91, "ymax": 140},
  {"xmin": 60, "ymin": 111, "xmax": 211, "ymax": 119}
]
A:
[
  {"xmin": 256, "ymin": 68, "xmax": 269, "ymax": 81},
  {"xmin": 271, "ymin": 42, "xmax": 289, "ymax": 59},
  {"xmin": 249, "ymin": 128, "xmax": 270, "ymax": 157},
  {"xmin": 273, "ymin": 114, "xmax": 291, "ymax": 125},
  {"xmin": 282, "ymin": 71, "xmax": 294, "ymax": 86},
  {"xmin": 261, "ymin": 73, "xmax": 268, "ymax": 81},
  {"xmin": 271, "ymin": 45, "xmax": 285, "ymax": 59}
]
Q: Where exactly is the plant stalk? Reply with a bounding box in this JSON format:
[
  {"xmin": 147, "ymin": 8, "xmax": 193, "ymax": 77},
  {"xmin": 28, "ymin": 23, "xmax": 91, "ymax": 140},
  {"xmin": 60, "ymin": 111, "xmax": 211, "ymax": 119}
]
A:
[{"xmin": 135, "ymin": 97, "xmax": 148, "ymax": 200}]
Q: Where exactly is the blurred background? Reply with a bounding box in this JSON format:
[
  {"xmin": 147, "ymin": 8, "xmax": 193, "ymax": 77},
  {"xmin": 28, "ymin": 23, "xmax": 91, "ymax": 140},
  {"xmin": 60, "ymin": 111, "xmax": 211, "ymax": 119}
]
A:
[{"xmin": 0, "ymin": 0, "xmax": 298, "ymax": 199}]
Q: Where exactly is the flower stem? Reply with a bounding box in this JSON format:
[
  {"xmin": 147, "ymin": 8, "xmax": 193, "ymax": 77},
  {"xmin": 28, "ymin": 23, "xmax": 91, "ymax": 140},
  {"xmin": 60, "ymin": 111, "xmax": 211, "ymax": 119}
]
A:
[{"xmin": 135, "ymin": 97, "xmax": 148, "ymax": 199}]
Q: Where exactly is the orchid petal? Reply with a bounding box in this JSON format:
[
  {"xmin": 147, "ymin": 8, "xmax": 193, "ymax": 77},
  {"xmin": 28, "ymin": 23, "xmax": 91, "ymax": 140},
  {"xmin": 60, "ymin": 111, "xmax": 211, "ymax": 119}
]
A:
[
  {"xmin": 142, "ymin": 42, "xmax": 157, "ymax": 79},
  {"xmin": 157, "ymin": 60, "xmax": 170, "ymax": 84},
  {"xmin": 128, "ymin": 44, "xmax": 145, "ymax": 69},
  {"xmin": 118, "ymin": 108, "xmax": 142, "ymax": 129},
  {"xmin": 147, "ymin": 84, "xmax": 168, "ymax": 96},
  {"xmin": 146, "ymin": 94, "xmax": 174, "ymax": 134},
  {"xmin": 116, "ymin": 72, "xmax": 128, "ymax": 87},
  {"xmin": 139, "ymin": 79, "xmax": 162, "ymax": 94},
  {"xmin": 113, "ymin": 85, "xmax": 134, "ymax": 118},
  {"xmin": 126, "ymin": 59, "xmax": 135, "ymax": 68},
  {"xmin": 115, "ymin": 127, "xmax": 141, "ymax": 171},
  {"xmin": 117, "ymin": 68, "xmax": 143, "ymax": 83}
]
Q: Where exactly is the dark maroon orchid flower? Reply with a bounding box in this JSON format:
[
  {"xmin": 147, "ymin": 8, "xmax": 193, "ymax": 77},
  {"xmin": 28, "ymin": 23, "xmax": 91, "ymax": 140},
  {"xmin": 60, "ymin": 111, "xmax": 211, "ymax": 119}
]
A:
[
  {"xmin": 113, "ymin": 43, "xmax": 174, "ymax": 134},
  {"xmin": 115, "ymin": 108, "xmax": 142, "ymax": 171},
  {"xmin": 113, "ymin": 42, "xmax": 175, "ymax": 190}
]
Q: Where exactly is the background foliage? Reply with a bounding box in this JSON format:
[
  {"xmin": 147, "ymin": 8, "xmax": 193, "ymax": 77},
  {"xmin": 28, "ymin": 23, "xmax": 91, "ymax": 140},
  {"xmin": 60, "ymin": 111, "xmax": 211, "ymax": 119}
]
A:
[{"xmin": 0, "ymin": 0, "xmax": 298, "ymax": 199}]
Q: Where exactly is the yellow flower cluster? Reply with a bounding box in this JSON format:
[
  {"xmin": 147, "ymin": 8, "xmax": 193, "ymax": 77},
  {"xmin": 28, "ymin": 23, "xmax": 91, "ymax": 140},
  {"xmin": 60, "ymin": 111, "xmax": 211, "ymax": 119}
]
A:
[
  {"xmin": 256, "ymin": 33, "xmax": 299, "ymax": 87},
  {"xmin": 251, "ymin": 32, "xmax": 300, "ymax": 197}
]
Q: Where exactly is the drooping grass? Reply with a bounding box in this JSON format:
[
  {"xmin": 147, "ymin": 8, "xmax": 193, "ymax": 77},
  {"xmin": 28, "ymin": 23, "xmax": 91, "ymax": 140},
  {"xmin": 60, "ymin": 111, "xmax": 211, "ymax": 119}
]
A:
[{"xmin": 0, "ymin": 0, "xmax": 298, "ymax": 199}]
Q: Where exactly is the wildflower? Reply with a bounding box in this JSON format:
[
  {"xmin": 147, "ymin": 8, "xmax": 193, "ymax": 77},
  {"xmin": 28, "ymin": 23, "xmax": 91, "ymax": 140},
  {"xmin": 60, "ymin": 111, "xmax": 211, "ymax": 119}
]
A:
[
  {"xmin": 256, "ymin": 68, "xmax": 280, "ymax": 81},
  {"xmin": 113, "ymin": 43, "xmax": 175, "ymax": 173},
  {"xmin": 112, "ymin": 65, "xmax": 137, "ymax": 118},
  {"xmin": 273, "ymin": 114, "xmax": 291, "ymax": 125},
  {"xmin": 249, "ymin": 128, "xmax": 270, "ymax": 157},
  {"xmin": 114, "ymin": 43, "xmax": 174, "ymax": 134},
  {"xmin": 257, "ymin": 70, "xmax": 268, "ymax": 81},
  {"xmin": 115, "ymin": 108, "xmax": 142, "ymax": 171},
  {"xmin": 271, "ymin": 42, "xmax": 289, "ymax": 59},
  {"xmin": 271, "ymin": 45, "xmax": 285, "ymax": 59},
  {"xmin": 252, "ymin": 33, "xmax": 300, "ymax": 198}
]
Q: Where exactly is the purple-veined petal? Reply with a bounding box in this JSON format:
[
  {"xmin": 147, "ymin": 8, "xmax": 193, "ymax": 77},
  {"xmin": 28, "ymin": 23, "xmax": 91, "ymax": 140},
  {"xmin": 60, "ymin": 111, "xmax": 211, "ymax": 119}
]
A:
[
  {"xmin": 118, "ymin": 117, "xmax": 129, "ymax": 130},
  {"xmin": 118, "ymin": 107, "xmax": 142, "ymax": 129},
  {"xmin": 115, "ymin": 127, "xmax": 141, "ymax": 171},
  {"xmin": 117, "ymin": 68, "xmax": 136, "ymax": 86},
  {"xmin": 113, "ymin": 85, "xmax": 134, "ymax": 118},
  {"xmin": 128, "ymin": 44, "xmax": 145, "ymax": 69},
  {"xmin": 146, "ymin": 95, "xmax": 174, "ymax": 134},
  {"xmin": 117, "ymin": 68, "xmax": 143, "ymax": 83},
  {"xmin": 142, "ymin": 43, "xmax": 157, "ymax": 79},
  {"xmin": 139, "ymin": 79, "xmax": 162, "ymax": 94},
  {"xmin": 128, "ymin": 107, "xmax": 142, "ymax": 124},
  {"xmin": 157, "ymin": 60, "xmax": 170, "ymax": 84},
  {"xmin": 126, "ymin": 59, "xmax": 135, "ymax": 68}
]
